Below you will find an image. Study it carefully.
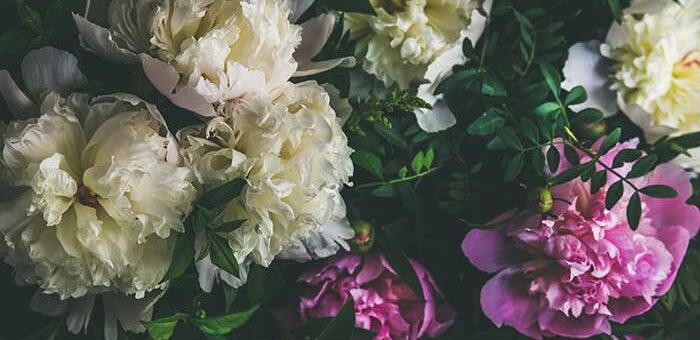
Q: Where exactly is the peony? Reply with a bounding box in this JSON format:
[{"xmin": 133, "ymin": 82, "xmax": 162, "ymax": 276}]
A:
[
  {"xmin": 180, "ymin": 81, "xmax": 353, "ymax": 268},
  {"xmin": 462, "ymin": 139, "xmax": 700, "ymax": 338},
  {"xmin": 346, "ymin": 0, "xmax": 490, "ymax": 132},
  {"xmin": 295, "ymin": 252, "xmax": 456, "ymax": 340},
  {"xmin": 0, "ymin": 48, "xmax": 198, "ymax": 300},
  {"xmin": 562, "ymin": 0, "xmax": 700, "ymax": 168},
  {"xmin": 74, "ymin": 0, "xmax": 354, "ymax": 116}
]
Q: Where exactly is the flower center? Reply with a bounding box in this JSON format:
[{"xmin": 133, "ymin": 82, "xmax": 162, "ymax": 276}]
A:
[{"xmin": 76, "ymin": 185, "xmax": 99, "ymax": 208}]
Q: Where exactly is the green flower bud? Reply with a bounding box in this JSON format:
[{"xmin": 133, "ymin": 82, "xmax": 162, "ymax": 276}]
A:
[
  {"xmin": 351, "ymin": 220, "xmax": 375, "ymax": 253},
  {"xmin": 527, "ymin": 187, "xmax": 553, "ymax": 214},
  {"xmin": 575, "ymin": 120, "xmax": 608, "ymax": 141}
]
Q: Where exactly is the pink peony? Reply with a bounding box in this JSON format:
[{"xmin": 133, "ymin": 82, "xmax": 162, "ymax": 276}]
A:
[
  {"xmin": 462, "ymin": 139, "xmax": 700, "ymax": 339},
  {"xmin": 296, "ymin": 253, "xmax": 456, "ymax": 339}
]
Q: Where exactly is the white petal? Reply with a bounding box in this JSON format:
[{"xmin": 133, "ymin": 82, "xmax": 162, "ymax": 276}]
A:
[
  {"xmin": 672, "ymin": 148, "xmax": 700, "ymax": 174},
  {"xmin": 561, "ymin": 41, "xmax": 618, "ymax": 117},
  {"xmin": 0, "ymin": 70, "xmax": 38, "ymax": 118},
  {"xmin": 73, "ymin": 14, "xmax": 139, "ymax": 64},
  {"xmin": 139, "ymin": 54, "xmax": 216, "ymax": 117},
  {"xmin": 464, "ymin": 0, "xmax": 493, "ymax": 46},
  {"xmin": 277, "ymin": 219, "xmax": 354, "ymax": 262},
  {"xmin": 294, "ymin": 57, "xmax": 356, "ymax": 77},
  {"xmin": 295, "ymin": 14, "xmax": 336, "ymax": 64},
  {"xmin": 21, "ymin": 47, "xmax": 87, "ymax": 99},
  {"xmin": 619, "ymin": 101, "xmax": 676, "ymax": 142},
  {"xmin": 414, "ymin": 99, "xmax": 458, "ymax": 133}
]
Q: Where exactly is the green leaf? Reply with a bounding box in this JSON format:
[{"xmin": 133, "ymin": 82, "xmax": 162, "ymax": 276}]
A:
[
  {"xmin": 531, "ymin": 150, "xmax": 545, "ymax": 177},
  {"xmin": 540, "ymin": 63, "xmax": 562, "ymax": 97},
  {"xmin": 627, "ymin": 192, "xmax": 642, "ymax": 230},
  {"xmin": 481, "ymin": 74, "xmax": 507, "ymax": 97},
  {"xmin": 627, "ymin": 155, "xmax": 658, "ymax": 179},
  {"xmin": 519, "ymin": 117, "xmax": 539, "ymax": 144},
  {"xmin": 667, "ymin": 132, "xmax": 700, "ymax": 150},
  {"xmin": 612, "ymin": 149, "xmax": 643, "ymax": 168},
  {"xmin": 163, "ymin": 229, "xmax": 195, "ymax": 281},
  {"xmin": 373, "ymin": 123, "xmax": 408, "ymax": 149},
  {"xmin": 487, "ymin": 127, "xmax": 523, "ymax": 151},
  {"xmin": 199, "ymin": 179, "xmax": 245, "ymax": 209},
  {"xmin": 145, "ymin": 314, "xmax": 186, "ymax": 340},
  {"xmin": 191, "ymin": 305, "xmax": 260, "ymax": 335},
  {"xmin": 571, "ymin": 108, "xmax": 604, "ymax": 125},
  {"xmin": 214, "ymin": 220, "xmax": 246, "ymax": 233},
  {"xmin": 599, "ymin": 128, "xmax": 621, "ymax": 155},
  {"xmin": 209, "ymin": 234, "xmax": 239, "ymax": 278},
  {"xmin": 533, "ymin": 102, "xmax": 560, "ymax": 116},
  {"xmin": 591, "ymin": 170, "xmax": 607, "ymax": 194},
  {"xmin": 549, "ymin": 162, "xmax": 592, "ymax": 186},
  {"xmin": 436, "ymin": 68, "xmax": 479, "ymax": 94},
  {"xmin": 411, "ymin": 151, "xmax": 425, "ymax": 174},
  {"xmin": 605, "ymin": 180, "xmax": 624, "ymax": 210},
  {"xmin": 0, "ymin": 30, "xmax": 30, "ymax": 58},
  {"xmin": 379, "ymin": 226, "xmax": 424, "ymax": 300},
  {"xmin": 547, "ymin": 146, "xmax": 560, "ymax": 173},
  {"xmin": 320, "ymin": 0, "xmax": 375, "ymax": 14},
  {"xmin": 608, "ymin": 0, "xmax": 623, "ymax": 22},
  {"xmin": 398, "ymin": 166, "xmax": 408, "ymax": 179},
  {"xmin": 565, "ymin": 86, "xmax": 587, "ymax": 106},
  {"xmin": 423, "ymin": 148, "xmax": 435, "ymax": 169},
  {"xmin": 639, "ymin": 185, "xmax": 678, "ymax": 198},
  {"xmin": 513, "ymin": 9, "xmax": 533, "ymax": 28},
  {"xmin": 564, "ymin": 145, "xmax": 580, "ymax": 165},
  {"xmin": 223, "ymin": 285, "xmax": 237, "ymax": 313},
  {"xmin": 316, "ymin": 298, "xmax": 356, "ymax": 340},
  {"xmin": 17, "ymin": 5, "xmax": 42, "ymax": 34},
  {"xmin": 371, "ymin": 184, "xmax": 396, "ymax": 198},
  {"xmin": 504, "ymin": 153, "xmax": 524, "ymax": 182},
  {"xmin": 467, "ymin": 110, "xmax": 505, "ymax": 136},
  {"xmin": 352, "ymin": 149, "xmax": 383, "ymax": 180}
]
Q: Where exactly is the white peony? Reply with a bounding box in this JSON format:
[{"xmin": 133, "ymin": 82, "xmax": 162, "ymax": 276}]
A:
[
  {"xmin": 562, "ymin": 0, "xmax": 700, "ymax": 170},
  {"xmin": 346, "ymin": 0, "xmax": 490, "ymax": 132},
  {"xmin": 74, "ymin": 0, "xmax": 355, "ymax": 117},
  {"xmin": 180, "ymin": 81, "xmax": 353, "ymax": 267}
]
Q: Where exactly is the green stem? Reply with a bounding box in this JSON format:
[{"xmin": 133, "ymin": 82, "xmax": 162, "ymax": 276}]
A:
[{"xmin": 353, "ymin": 167, "xmax": 442, "ymax": 190}]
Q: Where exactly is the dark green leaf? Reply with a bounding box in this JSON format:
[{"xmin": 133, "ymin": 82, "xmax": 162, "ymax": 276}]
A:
[
  {"xmin": 599, "ymin": 128, "xmax": 621, "ymax": 155},
  {"xmin": 533, "ymin": 102, "xmax": 560, "ymax": 116},
  {"xmin": 487, "ymin": 127, "xmax": 523, "ymax": 151},
  {"xmin": 214, "ymin": 220, "xmax": 246, "ymax": 233},
  {"xmin": 223, "ymin": 285, "xmax": 237, "ymax": 313},
  {"xmin": 467, "ymin": 110, "xmax": 505, "ymax": 136},
  {"xmin": 0, "ymin": 30, "xmax": 30, "ymax": 58},
  {"xmin": 209, "ymin": 234, "xmax": 239, "ymax": 278},
  {"xmin": 608, "ymin": 0, "xmax": 623, "ymax": 22},
  {"xmin": 146, "ymin": 314, "xmax": 186, "ymax": 340},
  {"xmin": 532, "ymin": 150, "xmax": 545, "ymax": 177},
  {"xmin": 352, "ymin": 149, "xmax": 383, "ymax": 179},
  {"xmin": 481, "ymin": 75, "xmax": 507, "ymax": 97},
  {"xmin": 320, "ymin": 0, "xmax": 375, "ymax": 14},
  {"xmin": 504, "ymin": 153, "xmax": 524, "ymax": 182},
  {"xmin": 627, "ymin": 155, "xmax": 658, "ymax": 179},
  {"xmin": 605, "ymin": 180, "xmax": 624, "ymax": 210},
  {"xmin": 571, "ymin": 108, "xmax": 604, "ymax": 125},
  {"xmin": 519, "ymin": 117, "xmax": 539, "ymax": 144},
  {"xmin": 540, "ymin": 63, "xmax": 561, "ymax": 97},
  {"xmin": 191, "ymin": 305, "xmax": 260, "ymax": 335},
  {"xmin": 612, "ymin": 149, "xmax": 643, "ymax": 168},
  {"xmin": 547, "ymin": 146, "xmax": 560, "ymax": 173},
  {"xmin": 17, "ymin": 5, "xmax": 42, "ymax": 33},
  {"xmin": 564, "ymin": 144, "xmax": 580, "ymax": 165},
  {"xmin": 373, "ymin": 123, "xmax": 408, "ymax": 149},
  {"xmin": 549, "ymin": 162, "xmax": 592, "ymax": 186},
  {"xmin": 163, "ymin": 229, "xmax": 194, "ymax": 281},
  {"xmin": 627, "ymin": 192, "xmax": 641, "ymax": 230},
  {"xmin": 371, "ymin": 184, "xmax": 396, "ymax": 198},
  {"xmin": 379, "ymin": 229, "xmax": 424, "ymax": 300},
  {"xmin": 199, "ymin": 179, "xmax": 245, "ymax": 209},
  {"xmin": 316, "ymin": 298, "xmax": 356, "ymax": 340},
  {"xmin": 639, "ymin": 185, "xmax": 678, "ymax": 198},
  {"xmin": 591, "ymin": 170, "xmax": 607, "ymax": 194},
  {"xmin": 436, "ymin": 69, "xmax": 479, "ymax": 94},
  {"xmin": 565, "ymin": 86, "xmax": 587, "ymax": 106}
]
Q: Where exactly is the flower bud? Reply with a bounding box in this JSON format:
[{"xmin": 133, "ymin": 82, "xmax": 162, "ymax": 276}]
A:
[
  {"xmin": 575, "ymin": 120, "xmax": 608, "ymax": 141},
  {"xmin": 351, "ymin": 220, "xmax": 375, "ymax": 253},
  {"xmin": 527, "ymin": 187, "xmax": 553, "ymax": 214}
]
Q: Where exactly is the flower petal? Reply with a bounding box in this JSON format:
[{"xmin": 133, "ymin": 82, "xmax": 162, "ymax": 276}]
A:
[
  {"xmin": 295, "ymin": 14, "xmax": 336, "ymax": 64},
  {"xmin": 538, "ymin": 310, "xmax": 612, "ymax": 338},
  {"xmin": 21, "ymin": 47, "xmax": 87, "ymax": 99},
  {"xmin": 561, "ymin": 41, "xmax": 618, "ymax": 116},
  {"xmin": 294, "ymin": 57, "xmax": 356, "ymax": 77},
  {"xmin": 462, "ymin": 228, "xmax": 523, "ymax": 273},
  {"xmin": 73, "ymin": 14, "xmax": 139, "ymax": 64},
  {"xmin": 0, "ymin": 70, "xmax": 38, "ymax": 119},
  {"xmin": 481, "ymin": 268, "xmax": 542, "ymax": 337}
]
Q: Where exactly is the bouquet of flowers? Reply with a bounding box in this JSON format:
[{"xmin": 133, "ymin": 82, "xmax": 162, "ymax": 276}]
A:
[{"xmin": 1, "ymin": 0, "xmax": 700, "ymax": 339}]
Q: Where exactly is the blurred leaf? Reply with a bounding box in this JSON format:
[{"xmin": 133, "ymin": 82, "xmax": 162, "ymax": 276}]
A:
[
  {"xmin": 192, "ymin": 305, "xmax": 259, "ymax": 335},
  {"xmin": 504, "ymin": 152, "xmax": 524, "ymax": 182},
  {"xmin": 352, "ymin": 149, "xmax": 384, "ymax": 180},
  {"xmin": 373, "ymin": 123, "xmax": 408, "ymax": 149},
  {"xmin": 411, "ymin": 151, "xmax": 425, "ymax": 174},
  {"xmin": 163, "ymin": 228, "xmax": 194, "ymax": 281},
  {"xmin": 146, "ymin": 314, "xmax": 186, "ymax": 340},
  {"xmin": 468, "ymin": 110, "xmax": 505, "ymax": 136},
  {"xmin": 520, "ymin": 117, "xmax": 539, "ymax": 144},
  {"xmin": 372, "ymin": 184, "xmax": 396, "ymax": 198}
]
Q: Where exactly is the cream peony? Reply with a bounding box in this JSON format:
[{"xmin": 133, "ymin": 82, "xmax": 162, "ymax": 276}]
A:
[
  {"xmin": 562, "ymin": 0, "xmax": 700, "ymax": 170},
  {"xmin": 180, "ymin": 81, "xmax": 353, "ymax": 267},
  {"xmin": 346, "ymin": 0, "xmax": 490, "ymax": 132},
  {"xmin": 346, "ymin": 0, "xmax": 483, "ymax": 89},
  {"xmin": 0, "ymin": 91, "xmax": 197, "ymax": 299},
  {"xmin": 148, "ymin": 0, "xmax": 301, "ymax": 103},
  {"xmin": 74, "ymin": 0, "xmax": 354, "ymax": 117}
]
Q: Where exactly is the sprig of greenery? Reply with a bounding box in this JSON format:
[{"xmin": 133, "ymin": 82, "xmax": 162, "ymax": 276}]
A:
[{"xmin": 347, "ymin": 87, "xmax": 431, "ymax": 136}]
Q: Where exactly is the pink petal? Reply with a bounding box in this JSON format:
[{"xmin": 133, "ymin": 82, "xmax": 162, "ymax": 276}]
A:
[
  {"xmin": 480, "ymin": 268, "xmax": 542, "ymax": 336},
  {"xmin": 641, "ymin": 164, "xmax": 700, "ymax": 238},
  {"xmin": 463, "ymin": 228, "xmax": 524, "ymax": 273},
  {"xmin": 538, "ymin": 310, "xmax": 611, "ymax": 338}
]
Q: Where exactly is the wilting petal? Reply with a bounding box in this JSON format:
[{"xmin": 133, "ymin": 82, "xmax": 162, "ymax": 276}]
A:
[
  {"xmin": 561, "ymin": 41, "xmax": 618, "ymax": 116},
  {"xmin": 73, "ymin": 14, "xmax": 139, "ymax": 64},
  {"xmin": 21, "ymin": 47, "xmax": 87, "ymax": 99}
]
